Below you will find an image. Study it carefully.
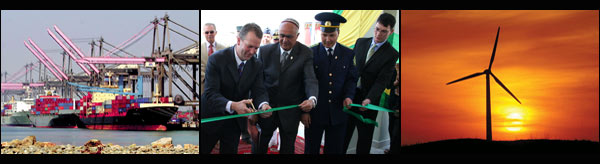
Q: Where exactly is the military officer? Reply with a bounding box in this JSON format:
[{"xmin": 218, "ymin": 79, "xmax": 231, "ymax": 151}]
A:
[{"xmin": 302, "ymin": 12, "xmax": 358, "ymax": 154}]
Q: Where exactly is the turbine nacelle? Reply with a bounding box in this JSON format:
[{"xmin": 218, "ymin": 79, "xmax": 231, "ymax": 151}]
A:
[{"xmin": 483, "ymin": 69, "xmax": 491, "ymax": 74}]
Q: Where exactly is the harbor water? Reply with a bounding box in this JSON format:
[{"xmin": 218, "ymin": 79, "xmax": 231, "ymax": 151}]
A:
[{"xmin": 1, "ymin": 126, "xmax": 198, "ymax": 146}]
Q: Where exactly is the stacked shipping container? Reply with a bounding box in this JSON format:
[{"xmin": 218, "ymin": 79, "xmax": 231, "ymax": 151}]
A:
[{"xmin": 30, "ymin": 97, "xmax": 74, "ymax": 115}]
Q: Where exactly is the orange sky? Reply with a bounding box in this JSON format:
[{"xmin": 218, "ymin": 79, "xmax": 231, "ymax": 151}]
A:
[{"xmin": 401, "ymin": 10, "xmax": 599, "ymax": 146}]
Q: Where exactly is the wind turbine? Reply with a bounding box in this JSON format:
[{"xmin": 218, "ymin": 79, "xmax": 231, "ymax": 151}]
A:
[{"xmin": 446, "ymin": 26, "xmax": 521, "ymax": 141}]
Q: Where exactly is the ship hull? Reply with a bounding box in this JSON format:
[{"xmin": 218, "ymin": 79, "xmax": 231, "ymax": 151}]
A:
[
  {"xmin": 28, "ymin": 112, "xmax": 82, "ymax": 128},
  {"xmin": 1, "ymin": 112, "xmax": 33, "ymax": 127},
  {"xmin": 80, "ymin": 106, "xmax": 178, "ymax": 131}
]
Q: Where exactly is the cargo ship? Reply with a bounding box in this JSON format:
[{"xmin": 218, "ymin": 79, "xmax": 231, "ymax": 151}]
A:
[
  {"xmin": 72, "ymin": 72, "xmax": 178, "ymax": 131},
  {"xmin": 27, "ymin": 93, "xmax": 82, "ymax": 128},
  {"xmin": 77, "ymin": 92, "xmax": 178, "ymax": 131},
  {"xmin": 1, "ymin": 97, "xmax": 34, "ymax": 127}
]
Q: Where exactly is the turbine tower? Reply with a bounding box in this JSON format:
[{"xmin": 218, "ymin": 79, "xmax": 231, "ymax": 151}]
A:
[{"xmin": 446, "ymin": 26, "xmax": 521, "ymax": 141}]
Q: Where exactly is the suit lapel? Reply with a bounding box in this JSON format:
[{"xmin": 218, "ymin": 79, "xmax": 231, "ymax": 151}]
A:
[
  {"xmin": 357, "ymin": 39, "xmax": 370, "ymax": 74},
  {"xmin": 239, "ymin": 58, "xmax": 252, "ymax": 86},
  {"xmin": 273, "ymin": 45, "xmax": 283, "ymax": 74},
  {"xmin": 227, "ymin": 47, "xmax": 240, "ymax": 84},
  {"xmin": 201, "ymin": 42, "xmax": 208, "ymax": 56}
]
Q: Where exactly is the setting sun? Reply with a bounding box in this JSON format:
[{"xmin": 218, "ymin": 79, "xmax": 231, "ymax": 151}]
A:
[
  {"xmin": 504, "ymin": 112, "xmax": 524, "ymax": 132},
  {"xmin": 507, "ymin": 113, "xmax": 523, "ymax": 120}
]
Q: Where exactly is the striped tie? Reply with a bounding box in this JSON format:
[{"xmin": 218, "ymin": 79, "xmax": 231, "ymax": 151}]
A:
[
  {"xmin": 238, "ymin": 61, "xmax": 245, "ymax": 76},
  {"xmin": 208, "ymin": 44, "xmax": 214, "ymax": 56}
]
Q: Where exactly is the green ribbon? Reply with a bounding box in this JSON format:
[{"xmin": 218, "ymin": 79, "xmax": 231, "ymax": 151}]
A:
[
  {"xmin": 343, "ymin": 104, "xmax": 398, "ymax": 127},
  {"xmin": 201, "ymin": 103, "xmax": 396, "ymax": 126},
  {"xmin": 348, "ymin": 104, "xmax": 397, "ymax": 113},
  {"xmin": 201, "ymin": 105, "xmax": 299, "ymax": 124}
]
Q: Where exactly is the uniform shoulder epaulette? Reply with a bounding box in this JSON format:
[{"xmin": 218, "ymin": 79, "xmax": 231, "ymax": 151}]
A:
[{"xmin": 310, "ymin": 43, "xmax": 319, "ymax": 48}]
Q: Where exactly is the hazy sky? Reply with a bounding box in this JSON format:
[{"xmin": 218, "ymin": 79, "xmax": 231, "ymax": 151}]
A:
[
  {"xmin": 1, "ymin": 10, "xmax": 199, "ymax": 111},
  {"xmin": 2, "ymin": 10, "xmax": 198, "ymax": 81},
  {"xmin": 401, "ymin": 10, "xmax": 599, "ymax": 145}
]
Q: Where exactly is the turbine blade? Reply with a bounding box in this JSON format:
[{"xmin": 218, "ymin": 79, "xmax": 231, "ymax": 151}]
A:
[
  {"xmin": 446, "ymin": 72, "xmax": 485, "ymax": 85},
  {"xmin": 490, "ymin": 72, "xmax": 521, "ymax": 104},
  {"xmin": 488, "ymin": 26, "xmax": 500, "ymax": 70}
]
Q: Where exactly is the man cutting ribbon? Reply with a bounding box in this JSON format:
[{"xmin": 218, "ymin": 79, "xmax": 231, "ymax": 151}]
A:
[{"xmin": 201, "ymin": 23, "xmax": 271, "ymax": 154}]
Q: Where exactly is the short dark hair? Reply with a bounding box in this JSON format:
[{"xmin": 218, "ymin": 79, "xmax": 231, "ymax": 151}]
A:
[
  {"xmin": 239, "ymin": 23, "xmax": 263, "ymax": 41},
  {"xmin": 377, "ymin": 13, "xmax": 396, "ymax": 29}
]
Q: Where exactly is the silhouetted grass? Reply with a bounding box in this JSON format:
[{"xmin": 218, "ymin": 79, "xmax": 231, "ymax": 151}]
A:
[{"xmin": 401, "ymin": 138, "xmax": 600, "ymax": 154}]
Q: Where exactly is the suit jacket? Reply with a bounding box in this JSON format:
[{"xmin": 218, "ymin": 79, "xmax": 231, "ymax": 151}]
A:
[
  {"xmin": 353, "ymin": 37, "xmax": 398, "ymax": 107},
  {"xmin": 258, "ymin": 42, "xmax": 318, "ymax": 128},
  {"xmin": 310, "ymin": 42, "xmax": 358, "ymax": 126},
  {"xmin": 201, "ymin": 46, "xmax": 268, "ymax": 133},
  {"xmin": 201, "ymin": 41, "xmax": 226, "ymax": 95}
]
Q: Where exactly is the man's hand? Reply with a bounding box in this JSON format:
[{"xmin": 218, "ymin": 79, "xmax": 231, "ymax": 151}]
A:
[
  {"xmin": 359, "ymin": 99, "xmax": 371, "ymax": 112},
  {"xmin": 343, "ymin": 98, "xmax": 353, "ymax": 109},
  {"xmin": 299, "ymin": 100, "xmax": 314, "ymax": 112},
  {"xmin": 231, "ymin": 99, "xmax": 252, "ymax": 114},
  {"xmin": 259, "ymin": 104, "xmax": 272, "ymax": 118},
  {"xmin": 301, "ymin": 113, "xmax": 311, "ymax": 128},
  {"xmin": 248, "ymin": 114, "xmax": 258, "ymax": 125}
]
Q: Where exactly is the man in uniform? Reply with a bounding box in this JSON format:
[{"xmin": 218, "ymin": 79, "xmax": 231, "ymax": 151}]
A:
[
  {"xmin": 302, "ymin": 12, "xmax": 357, "ymax": 154},
  {"xmin": 272, "ymin": 30, "xmax": 280, "ymax": 44},
  {"xmin": 261, "ymin": 27, "xmax": 273, "ymax": 45}
]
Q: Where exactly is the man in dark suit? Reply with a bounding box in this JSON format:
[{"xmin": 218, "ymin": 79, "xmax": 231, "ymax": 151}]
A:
[
  {"xmin": 302, "ymin": 12, "xmax": 358, "ymax": 154},
  {"xmin": 201, "ymin": 23, "xmax": 271, "ymax": 154},
  {"xmin": 254, "ymin": 18, "xmax": 319, "ymax": 154},
  {"xmin": 343, "ymin": 13, "xmax": 399, "ymax": 154}
]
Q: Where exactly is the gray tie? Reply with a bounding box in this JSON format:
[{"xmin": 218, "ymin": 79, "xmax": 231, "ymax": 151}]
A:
[
  {"xmin": 281, "ymin": 51, "xmax": 289, "ymax": 69},
  {"xmin": 365, "ymin": 43, "xmax": 377, "ymax": 63}
]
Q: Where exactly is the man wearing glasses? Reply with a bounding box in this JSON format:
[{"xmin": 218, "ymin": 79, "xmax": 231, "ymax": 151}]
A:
[
  {"xmin": 343, "ymin": 13, "xmax": 399, "ymax": 154},
  {"xmin": 202, "ymin": 23, "xmax": 227, "ymax": 95}
]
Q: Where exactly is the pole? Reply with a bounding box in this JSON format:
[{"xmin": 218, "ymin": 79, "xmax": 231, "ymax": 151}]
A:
[
  {"xmin": 29, "ymin": 39, "xmax": 69, "ymax": 80},
  {"xmin": 486, "ymin": 73, "xmax": 492, "ymax": 141},
  {"xmin": 25, "ymin": 40, "xmax": 62, "ymax": 81},
  {"xmin": 54, "ymin": 25, "xmax": 100, "ymax": 73}
]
